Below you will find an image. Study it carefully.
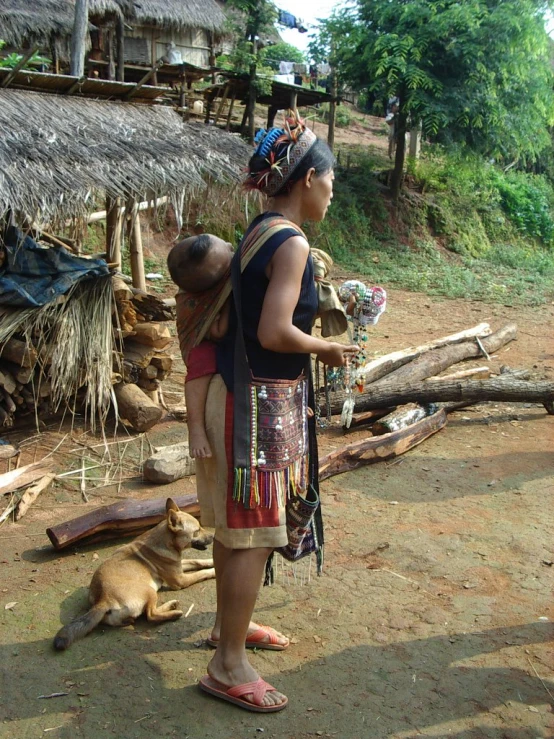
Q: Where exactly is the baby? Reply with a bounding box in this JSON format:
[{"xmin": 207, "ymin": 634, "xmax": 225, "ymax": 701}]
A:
[{"xmin": 167, "ymin": 234, "xmax": 233, "ymax": 458}]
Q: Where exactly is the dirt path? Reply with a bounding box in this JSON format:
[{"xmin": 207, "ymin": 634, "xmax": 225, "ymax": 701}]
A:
[{"xmin": 1, "ymin": 289, "xmax": 553, "ymax": 739}]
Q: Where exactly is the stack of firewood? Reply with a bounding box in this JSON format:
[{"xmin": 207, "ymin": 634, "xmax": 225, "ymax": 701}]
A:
[
  {"xmin": 0, "ymin": 338, "xmax": 42, "ymax": 427},
  {"xmin": 0, "ymin": 276, "xmax": 178, "ymax": 431},
  {"xmin": 111, "ymin": 276, "xmax": 178, "ymax": 432}
]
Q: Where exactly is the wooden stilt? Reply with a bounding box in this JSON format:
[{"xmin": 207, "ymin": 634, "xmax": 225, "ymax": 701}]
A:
[
  {"xmin": 225, "ymin": 90, "xmax": 237, "ymax": 130},
  {"xmin": 106, "ymin": 195, "xmax": 123, "ymax": 267},
  {"xmin": 126, "ymin": 199, "xmax": 146, "ymax": 291}
]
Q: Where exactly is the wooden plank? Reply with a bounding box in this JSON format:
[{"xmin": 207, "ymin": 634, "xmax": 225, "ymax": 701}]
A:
[
  {"xmin": 46, "ymin": 494, "xmax": 200, "ymax": 550},
  {"xmin": 0, "ymin": 462, "xmax": 53, "ymax": 497}
]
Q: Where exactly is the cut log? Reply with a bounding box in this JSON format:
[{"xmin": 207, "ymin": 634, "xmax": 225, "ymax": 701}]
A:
[
  {"xmin": 0, "ymin": 361, "xmax": 33, "ymax": 385},
  {"xmin": 372, "ymin": 403, "xmax": 438, "ymax": 436},
  {"xmin": 140, "ymin": 364, "xmax": 159, "ymax": 380},
  {"xmin": 143, "ymin": 442, "xmax": 195, "ymax": 484},
  {"xmin": 14, "ymin": 473, "xmax": 56, "ymax": 521},
  {"xmin": 358, "ymin": 322, "xmax": 491, "ymax": 385},
  {"xmin": 351, "ymin": 377, "xmax": 554, "ymax": 413},
  {"xmin": 137, "ymin": 378, "xmax": 160, "ymax": 392},
  {"xmin": 319, "ymin": 410, "xmax": 447, "ymax": 481},
  {"xmin": 426, "ymin": 366, "xmax": 490, "ymax": 383},
  {"xmin": 0, "ymin": 389, "xmax": 16, "ymax": 414},
  {"xmin": 150, "ymin": 354, "xmax": 173, "ymax": 372},
  {"xmin": 114, "ymin": 383, "xmax": 163, "ymax": 432},
  {"xmin": 46, "ymin": 494, "xmax": 200, "ymax": 549},
  {"xmin": 123, "ymin": 341, "xmax": 155, "ymax": 368},
  {"xmin": 131, "ymin": 291, "xmax": 176, "ymax": 322},
  {"xmin": 321, "ymin": 324, "xmax": 517, "ymax": 417},
  {"xmin": 0, "ymin": 443, "xmax": 19, "ymax": 461},
  {"xmin": 0, "ymin": 367, "xmax": 17, "ymax": 394},
  {"xmin": 368, "ymin": 324, "xmax": 516, "ymax": 391},
  {"xmin": 0, "ymin": 338, "xmax": 37, "ymax": 368},
  {"xmin": 131, "ymin": 322, "xmax": 172, "ymax": 350}
]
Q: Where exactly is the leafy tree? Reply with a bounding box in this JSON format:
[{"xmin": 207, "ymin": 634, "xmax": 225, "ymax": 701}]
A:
[
  {"xmin": 224, "ymin": 0, "xmax": 278, "ymax": 142},
  {"xmin": 258, "ymin": 41, "xmax": 305, "ymax": 71},
  {"xmin": 313, "ymin": 0, "xmax": 554, "ymax": 200}
]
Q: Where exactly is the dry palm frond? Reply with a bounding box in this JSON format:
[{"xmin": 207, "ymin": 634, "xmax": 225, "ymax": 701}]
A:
[
  {"xmin": 0, "ymin": 88, "xmax": 250, "ymax": 226},
  {"xmin": 1, "ymin": 0, "xmax": 225, "ymax": 47},
  {"xmin": 0, "ymin": 276, "xmax": 117, "ymax": 433}
]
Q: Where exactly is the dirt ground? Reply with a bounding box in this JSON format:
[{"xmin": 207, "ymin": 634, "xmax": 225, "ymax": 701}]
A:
[{"xmin": 1, "ymin": 278, "xmax": 553, "ymax": 739}]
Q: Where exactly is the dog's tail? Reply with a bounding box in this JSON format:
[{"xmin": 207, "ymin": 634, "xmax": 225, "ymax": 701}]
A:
[{"xmin": 53, "ymin": 602, "xmax": 108, "ymax": 651}]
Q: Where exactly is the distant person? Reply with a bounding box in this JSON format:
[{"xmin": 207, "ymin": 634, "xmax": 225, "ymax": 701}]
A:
[{"xmin": 386, "ymin": 101, "xmax": 399, "ymax": 160}]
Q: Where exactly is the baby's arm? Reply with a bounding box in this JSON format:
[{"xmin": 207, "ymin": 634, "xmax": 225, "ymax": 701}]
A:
[{"xmin": 208, "ymin": 298, "xmax": 230, "ymax": 341}]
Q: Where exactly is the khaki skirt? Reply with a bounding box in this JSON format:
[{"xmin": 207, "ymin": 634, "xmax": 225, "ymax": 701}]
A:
[{"xmin": 195, "ymin": 374, "xmax": 289, "ymax": 550}]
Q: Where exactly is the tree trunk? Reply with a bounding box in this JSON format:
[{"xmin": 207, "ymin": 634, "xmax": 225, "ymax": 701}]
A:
[
  {"xmin": 351, "ymin": 377, "xmax": 554, "ymax": 413},
  {"xmin": 358, "ymin": 322, "xmax": 491, "ymax": 386},
  {"xmin": 369, "ymin": 323, "xmax": 516, "ymax": 391},
  {"xmin": 46, "ymin": 494, "xmax": 200, "ymax": 550},
  {"xmin": 319, "ymin": 409, "xmax": 447, "ymax": 481},
  {"xmin": 70, "ymin": 0, "xmax": 89, "ymax": 77},
  {"xmin": 390, "ymin": 108, "xmax": 408, "ymax": 202}
]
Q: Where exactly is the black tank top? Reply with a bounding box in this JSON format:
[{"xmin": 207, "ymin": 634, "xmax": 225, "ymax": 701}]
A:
[{"xmin": 217, "ymin": 212, "xmax": 318, "ymax": 390}]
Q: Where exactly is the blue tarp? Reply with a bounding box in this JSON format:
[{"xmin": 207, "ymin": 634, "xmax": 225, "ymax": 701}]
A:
[{"xmin": 0, "ymin": 227, "xmax": 110, "ymax": 307}]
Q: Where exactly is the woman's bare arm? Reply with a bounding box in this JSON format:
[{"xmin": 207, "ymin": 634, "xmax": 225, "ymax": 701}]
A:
[{"xmin": 257, "ymin": 236, "xmax": 357, "ymax": 367}]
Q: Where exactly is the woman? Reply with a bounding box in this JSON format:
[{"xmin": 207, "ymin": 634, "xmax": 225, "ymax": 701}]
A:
[{"xmin": 195, "ymin": 115, "xmax": 357, "ymax": 713}]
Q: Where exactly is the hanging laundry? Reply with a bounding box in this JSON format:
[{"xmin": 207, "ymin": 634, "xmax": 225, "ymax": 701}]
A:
[
  {"xmin": 278, "ymin": 10, "xmax": 296, "ymax": 29},
  {"xmin": 317, "ymin": 62, "xmax": 331, "ymax": 76},
  {"xmin": 293, "ymin": 62, "xmax": 308, "ymax": 75},
  {"xmin": 279, "ymin": 61, "xmax": 294, "ymax": 75}
]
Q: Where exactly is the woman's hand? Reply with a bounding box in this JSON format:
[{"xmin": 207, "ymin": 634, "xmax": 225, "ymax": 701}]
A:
[{"xmin": 317, "ymin": 342, "xmax": 359, "ymax": 367}]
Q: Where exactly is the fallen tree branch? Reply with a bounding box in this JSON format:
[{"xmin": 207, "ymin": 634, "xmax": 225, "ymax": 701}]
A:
[
  {"xmin": 358, "ymin": 322, "xmax": 491, "ymax": 385},
  {"xmin": 319, "ymin": 409, "xmax": 447, "ymax": 481},
  {"xmin": 351, "ymin": 377, "xmax": 554, "ymax": 413},
  {"xmin": 46, "ymin": 493, "xmax": 200, "ymax": 550},
  {"xmin": 15, "ymin": 473, "xmax": 56, "ymax": 521}
]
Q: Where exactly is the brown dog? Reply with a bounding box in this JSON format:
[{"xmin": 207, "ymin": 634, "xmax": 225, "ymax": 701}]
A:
[{"xmin": 54, "ymin": 498, "xmax": 215, "ymax": 650}]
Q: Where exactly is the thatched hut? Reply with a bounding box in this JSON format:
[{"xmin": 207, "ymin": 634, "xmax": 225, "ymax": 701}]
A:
[
  {"xmin": 0, "ymin": 0, "xmax": 227, "ymax": 70},
  {"xmin": 0, "ymin": 87, "xmax": 248, "ymax": 223},
  {"xmin": 0, "ymin": 86, "xmax": 249, "ymax": 432}
]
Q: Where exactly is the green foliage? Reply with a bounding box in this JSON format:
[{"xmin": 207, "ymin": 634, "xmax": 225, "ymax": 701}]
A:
[
  {"xmin": 413, "ymin": 147, "xmax": 554, "ymax": 250},
  {"xmin": 259, "ymin": 41, "xmax": 305, "ymax": 71},
  {"xmin": 313, "ymin": 1, "xmax": 554, "ymax": 167},
  {"xmin": 309, "ymin": 148, "xmax": 554, "ymax": 306},
  {"xmin": 315, "ymin": 103, "xmax": 353, "ymax": 128},
  {"xmin": 0, "ymin": 42, "xmax": 51, "ymax": 70}
]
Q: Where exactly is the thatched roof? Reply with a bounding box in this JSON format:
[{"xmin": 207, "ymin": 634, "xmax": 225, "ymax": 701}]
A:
[
  {"xmin": 131, "ymin": 0, "xmax": 227, "ymax": 33},
  {"xmin": 0, "ymin": 88, "xmax": 250, "ymax": 223},
  {"xmin": 0, "ymin": 0, "xmax": 226, "ymax": 47}
]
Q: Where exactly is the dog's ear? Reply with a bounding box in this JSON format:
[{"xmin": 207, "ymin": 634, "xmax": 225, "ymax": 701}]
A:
[
  {"xmin": 167, "ymin": 509, "xmax": 184, "ymax": 532},
  {"xmin": 166, "ymin": 498, "xmax": 179, "ymax": 514}
]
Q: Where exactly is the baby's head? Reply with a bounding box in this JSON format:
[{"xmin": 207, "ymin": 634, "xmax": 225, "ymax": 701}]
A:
[{"xmin": 167, "ymin": 234, "xmax": 233, "ymax": 292}]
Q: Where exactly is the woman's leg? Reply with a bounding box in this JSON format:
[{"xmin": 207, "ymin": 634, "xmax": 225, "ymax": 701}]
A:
[
  {"xmin": 207, "ymin": 544, "xmax": 287, "ymax": 707},
  {"xmin": 210, "ymin": 539, "xmax": 289, "ymax": 648}
]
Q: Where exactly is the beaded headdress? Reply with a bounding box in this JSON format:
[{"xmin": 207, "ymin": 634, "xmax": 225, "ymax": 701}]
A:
[{"xmin": 244, "ymin": 112, "xmax": 317, "ymax": 197}]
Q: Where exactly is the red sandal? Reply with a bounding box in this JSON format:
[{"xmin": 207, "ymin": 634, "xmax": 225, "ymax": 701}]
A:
[{"xmin": 199, "ymin": 675, "xmax": 288, "ymax": 712}]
